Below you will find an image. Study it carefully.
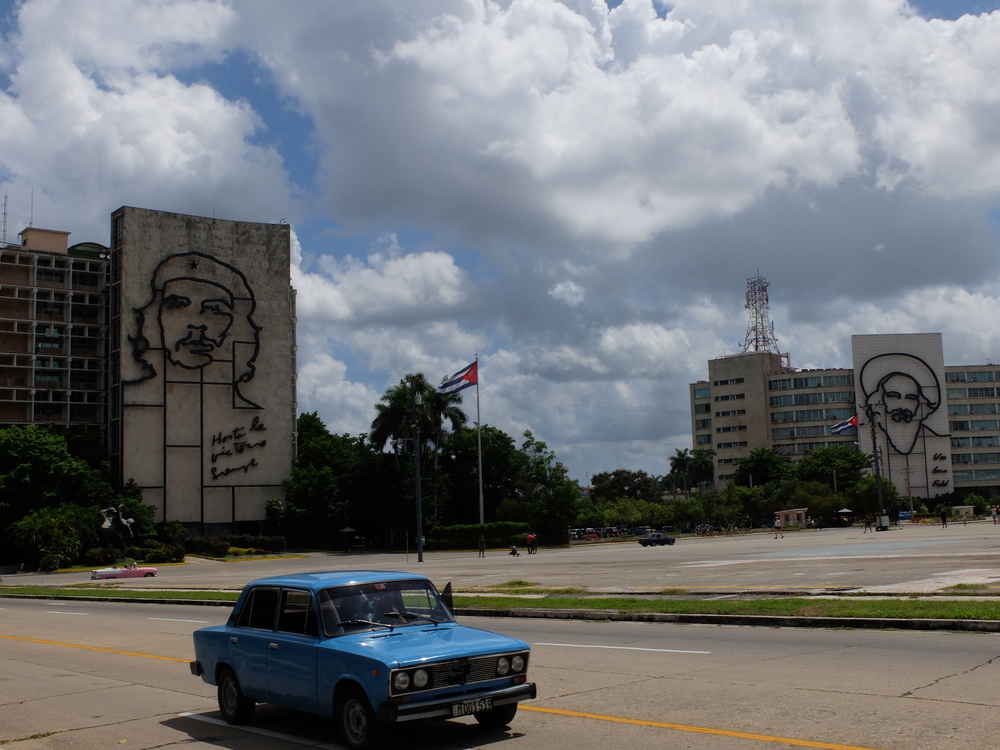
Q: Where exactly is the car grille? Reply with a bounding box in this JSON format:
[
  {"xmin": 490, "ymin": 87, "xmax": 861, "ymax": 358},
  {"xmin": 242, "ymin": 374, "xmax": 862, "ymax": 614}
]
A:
[{"xmin": 431, "ymin": 656, "xmax": 498, "ymax": 688}]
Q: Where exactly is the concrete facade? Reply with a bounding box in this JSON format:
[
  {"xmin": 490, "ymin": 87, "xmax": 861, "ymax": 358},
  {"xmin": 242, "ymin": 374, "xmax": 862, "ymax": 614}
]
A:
[
  {"xmin": 108, "ymin": 207, "xmax": 296, "ymax": 532},
  {"xmin": 0, "ymin": 228, "xmax": 109, "ymax": 436},
  {"xmin": 691, "ymin": 332, "xmax": 1000, "ymax": 500}
]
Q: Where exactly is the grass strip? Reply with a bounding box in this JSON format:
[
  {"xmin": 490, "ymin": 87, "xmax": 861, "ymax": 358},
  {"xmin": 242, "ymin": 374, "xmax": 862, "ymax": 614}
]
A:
[
  {"xmin": 5, "ymin": 587, "xmax": 1000, "ymax": 621},
  {"xmin": 0, "ymin": 587, "xmax": 239, "ymax": 601},
  {"xmin": 452, "ymin": 595, "xmax": 1000, "ymax": 621}
]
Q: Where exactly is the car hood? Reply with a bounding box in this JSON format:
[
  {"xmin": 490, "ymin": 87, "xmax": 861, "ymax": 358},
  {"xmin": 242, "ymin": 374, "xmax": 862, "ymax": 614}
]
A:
[{"xmin": 324, "ymin": 624, "xmax": 529, "ymax": 668}]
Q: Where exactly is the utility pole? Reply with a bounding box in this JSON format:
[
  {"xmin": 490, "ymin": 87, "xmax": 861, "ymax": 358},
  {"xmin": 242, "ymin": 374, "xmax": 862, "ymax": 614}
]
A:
[{"xmin": 406, "ymin": 379, "xmax": 424, "ymax": 563}]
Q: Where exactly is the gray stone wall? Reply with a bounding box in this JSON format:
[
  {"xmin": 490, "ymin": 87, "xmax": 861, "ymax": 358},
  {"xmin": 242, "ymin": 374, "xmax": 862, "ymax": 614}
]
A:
[{"xmin": 111, "ymin": 207, "xmax": 295, "ymax": 529}]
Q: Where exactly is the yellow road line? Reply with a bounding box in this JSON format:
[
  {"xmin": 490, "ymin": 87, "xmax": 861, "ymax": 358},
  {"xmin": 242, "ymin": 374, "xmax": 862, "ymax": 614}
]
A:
[
  {"xmin": 0, "ymin": 633, "xmax": 189, "ymax": 663},
  {"xmin": 521, "ymin": 705, "xmax": 883, "ymax": 750},
  {"xmin": 1, "ymin": 633, "xmax": 880, "ymax": 749}
]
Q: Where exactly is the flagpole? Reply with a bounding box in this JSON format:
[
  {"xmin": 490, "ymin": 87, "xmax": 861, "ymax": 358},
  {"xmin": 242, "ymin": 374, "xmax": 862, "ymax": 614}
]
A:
[{"xmin": 476, "ymin": 355, "xmax": 484, "ymax": 525}]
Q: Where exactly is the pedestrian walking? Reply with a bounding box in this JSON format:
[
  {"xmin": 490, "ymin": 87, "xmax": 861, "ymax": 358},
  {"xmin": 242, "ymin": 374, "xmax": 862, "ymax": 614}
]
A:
[
  {"xmin": 992, "ymin": 505, "xmax": 997, "ymax": 525},
  {"xmin": 773, "ymin": 516, "xmax": 783, "ymax": 539},
  {"xmin": 864, "ymin": 514, "xmax": 874, "ymax": 533},
  {"xmin": 940, "ymin": 508, "xmax": 949, "ymax": 527},
  {"xmin": 478, "ymin": 534, "xmax": 486, "ymax": 559}
]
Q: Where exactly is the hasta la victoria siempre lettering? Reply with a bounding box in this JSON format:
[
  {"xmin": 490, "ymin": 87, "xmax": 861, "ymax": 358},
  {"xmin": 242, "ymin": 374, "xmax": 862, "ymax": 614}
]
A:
[{"xmin": 210, "ymin": 416, "xmax": 267, "ymax": 479}]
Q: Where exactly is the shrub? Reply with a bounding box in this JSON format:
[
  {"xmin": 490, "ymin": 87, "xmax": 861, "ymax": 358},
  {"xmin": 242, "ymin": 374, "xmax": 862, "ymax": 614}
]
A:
[
  {"xmin": 84, "ymin": 547, "xmax": 119, "ymax": 566},
  {"xmin": 39, "ymin": 551, "xmax": 66, "ymax": 572}
]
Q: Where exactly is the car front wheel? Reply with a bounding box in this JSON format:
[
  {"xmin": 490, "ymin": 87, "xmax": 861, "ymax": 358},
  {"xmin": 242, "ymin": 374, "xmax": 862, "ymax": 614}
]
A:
[
  {"xmin": 144, "ymin": 572, "xmax": 155, "ymax": 577},
  {"xmin": 217, "ymin": 667, "xmax": 255, "ymax": 724},
  {"xmin": 474, "ymin": 703, "xmax": 518, "ymax": 728},
  {"xmin": 336, "ymin": 685, "xmax": 381, "ymax": 750}
]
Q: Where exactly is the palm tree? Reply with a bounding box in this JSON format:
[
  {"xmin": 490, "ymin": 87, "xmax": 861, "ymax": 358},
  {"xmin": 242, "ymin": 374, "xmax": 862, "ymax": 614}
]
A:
[
  {"xmin": 370, "ymin": 373, "xmax": 468, "ymax": 469},
  {"xmin": 689, "ymin": 448, "xmax": 716, "ymax": 488},
  {"xmin": 669, "ymin": 448, "xmax": 692, "ymax": 493}
]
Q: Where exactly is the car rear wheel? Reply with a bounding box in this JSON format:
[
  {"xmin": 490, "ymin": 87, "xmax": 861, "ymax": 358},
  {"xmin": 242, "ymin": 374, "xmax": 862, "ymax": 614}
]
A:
[
  {"xmin": 336, "ymin": 685, "xmax": 381, "ymax": 750},
  {"xmin": 217, "ymin": 667, "xmax": 255, "ymax": 724},
  {"xmin": 474, "ymin": 703, "xmax": 518, "ymax": 728}
]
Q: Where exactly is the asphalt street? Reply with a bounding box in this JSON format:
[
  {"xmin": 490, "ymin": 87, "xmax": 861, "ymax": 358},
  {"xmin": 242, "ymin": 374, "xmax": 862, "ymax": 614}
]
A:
[{"xmin": 8, "ymin": 521, "xmax": 1000, "ymax": 596}]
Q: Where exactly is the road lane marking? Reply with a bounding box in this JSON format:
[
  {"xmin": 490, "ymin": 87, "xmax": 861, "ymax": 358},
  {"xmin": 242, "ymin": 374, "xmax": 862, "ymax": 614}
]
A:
[
  {"xmin": 0, "ymin": 633, "xmax": 189, "ymax": 663},
  {"xmin": 46, "ymin": 611, "xmax": 88, "ymax": 615},
  {"xmin": 148, "ymin": 617, "xmax": 209, "ymax": 623},
  {"xmin": 3, "ymin": 635, "xmax": 881, "ymax": 749},
  {"xmin": 534, "ymin": 642, "xmax": 710, "ymax": 654},
  {"xmin": 520, "ymin": 705, "xmax": 884, "ymax": 750},
  {"xmin": 179, "ymin": 713, "xmax": 341, "ymax": 748}
]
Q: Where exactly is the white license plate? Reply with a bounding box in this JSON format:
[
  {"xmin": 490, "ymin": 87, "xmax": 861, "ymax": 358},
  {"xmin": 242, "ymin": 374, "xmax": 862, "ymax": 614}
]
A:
[{"xmin": 451, "ymin": 697, "xmax": 493, "ymax": 717}]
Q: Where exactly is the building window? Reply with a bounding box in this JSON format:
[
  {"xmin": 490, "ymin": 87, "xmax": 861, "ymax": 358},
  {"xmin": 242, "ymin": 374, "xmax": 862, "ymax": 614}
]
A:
[
  {"xmin": 968, "ymin": 371, "xmax": 999, "ymax": 382},
  {"xmin": 793, "ymin": 376, "xmax": 822, "ymax": 388},
  {"xmin": 694, "ymin": 403, "xmax": 711, "ymax": 414},
  {"xmin": 770, "ymin": 395, "xmax": 793, "ymax": 407},
  {"xmin": 716, "ymin": 441, "xmax": 748, "ymax": 449},
  {"xmin": 973, "ymin": 436, "xmax": 1000, "ymax": 447},
  {"xmin": 822, "ymin": 375, "xmax": 854, "ymax": 386},
  {"xmin": 974, "ymin": 453, "xmax": 1000, "ymax": 464},
  {"xmin": 714, "ymin": 393, "xmax": 745, "ymax": 402},
  {"xmin": 793, "ymin": 392, "xmax": 825, "ymax": 405},
  {"xmin": 950, "ymin": 421, "xmax": 970, "ymax": 431},
  {"xmin": 770, "ymin": 379, "xmax": 792, "ymax": 390},
  {"xmin": 824, "ymin": 391, "xmax": 855, "ymax": 403},
  {"xmin": 971, "ymin": 403, "xmax": 998, "ymax": 415},
  {"xmin": 693, "ymin": 387, "xmax": 710, "ymax": 399},
  {"xmin": 951, "ymin": 437, "xmax": 971, "ymax": 447},
  {"xmin": 696, "ymin": 434, "xmax": 712, "ymax": 445},
  {"xmin": 695, "ymin": 419, "xmax": 712, "ymax": 430},
  {"xmin": 968, "ymin": 387, "xmax": 996, "ymax": 398},
  {"xmin": 948, "ymin": 388, "xmax": 968, "ymax": 398},
  {"xmin": 795, "ymin": 409, "xmax": 825, "ymax": 421},
  {"xmin": 953, "ymin": 454, "xmax": 972, "ymax": 464},
  {"xmin": 946, "ymin": 372, "xmax": 967, "ymax": 383},
  {"xmin": 971, "ymin": 420, "xmax": 999, "ymax": 431},
  {"xmin": 713, "ymin": 377, "xmax": 744, "ymax": 386},
  {"xmin": 716, "ymin": 425, "xmax": 747, "ymax": 433},
  {"xmin": 716, "ymin": 409, "xmax": 746, "ymax": 417},
  {"xmin": 949, "ymin": 404, "xmax": 970, "ymax": 416},
  {"xmin": 772, "ymin": 428, "xmax": 794, "ymax": 439}
]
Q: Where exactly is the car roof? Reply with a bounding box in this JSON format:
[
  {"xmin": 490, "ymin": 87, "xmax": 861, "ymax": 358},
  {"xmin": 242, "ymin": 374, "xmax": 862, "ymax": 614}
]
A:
[{"xmin": 242, "ymin": 570, "xmax": 432, "ymax": 591}]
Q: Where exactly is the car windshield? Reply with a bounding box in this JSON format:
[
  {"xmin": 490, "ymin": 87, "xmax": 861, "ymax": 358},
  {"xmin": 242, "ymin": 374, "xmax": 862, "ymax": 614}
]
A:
[{"xmin": 317, "ymin": 580, "xmax": 455, "ymax": 636}]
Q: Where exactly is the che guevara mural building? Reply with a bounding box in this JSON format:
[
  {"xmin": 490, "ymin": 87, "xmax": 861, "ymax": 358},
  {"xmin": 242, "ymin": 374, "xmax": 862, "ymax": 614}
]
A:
[{"xmin": 108, "ymin": 207, "xmax": 296, "ymax": 532}]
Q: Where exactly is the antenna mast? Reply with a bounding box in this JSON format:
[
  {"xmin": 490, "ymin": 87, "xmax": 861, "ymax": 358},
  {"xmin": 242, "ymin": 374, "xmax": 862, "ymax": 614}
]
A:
[{"xmin": 741, "ymin": 273, "xmax": 791, "ymax": 372}]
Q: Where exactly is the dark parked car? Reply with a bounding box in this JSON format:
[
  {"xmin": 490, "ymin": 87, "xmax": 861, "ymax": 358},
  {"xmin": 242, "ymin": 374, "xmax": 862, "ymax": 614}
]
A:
[
  {"xmin": 638, "ymin": 532, "xmax": 675, "ymax": 547},
  {"xmin": 190, "ymin": 570, "xmax": 536, "ymax": 749}
]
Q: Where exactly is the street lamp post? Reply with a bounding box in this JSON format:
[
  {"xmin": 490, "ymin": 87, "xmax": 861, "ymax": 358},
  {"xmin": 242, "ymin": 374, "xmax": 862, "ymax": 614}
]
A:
[
  {"xmin": 863, "ymin": 403, "xmax": 889, "ymax": 531},
  {"xmin": 405, "ymin": 379, "xmax": 424, "ymax": 563}
]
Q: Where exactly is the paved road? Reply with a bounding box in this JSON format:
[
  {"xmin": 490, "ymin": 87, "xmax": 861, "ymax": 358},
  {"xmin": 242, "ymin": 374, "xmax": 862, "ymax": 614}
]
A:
[
  {"xmin": 9, "ymin": 522, "xmax": 1000, "ymax": 595},
  {"xmin": 4, "ymin": 597, "xmax": 1000, "ymax": 750}
]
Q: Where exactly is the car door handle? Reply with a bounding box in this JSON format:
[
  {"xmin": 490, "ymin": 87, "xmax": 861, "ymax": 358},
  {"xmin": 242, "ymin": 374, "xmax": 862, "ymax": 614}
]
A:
[
  {"xmin": 229, "ymin": 637, "xmax": 238, "ymax": 644},
  {"xmin": 269, "ymin": 643, "xmax": 279, "ymax": 650}
]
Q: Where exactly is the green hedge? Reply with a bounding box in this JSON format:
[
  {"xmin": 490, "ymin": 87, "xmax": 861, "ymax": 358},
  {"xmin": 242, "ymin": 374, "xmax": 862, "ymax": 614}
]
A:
[{"xmin": 426, "ymin": 522, "xmax": 531, "ymax": 550}]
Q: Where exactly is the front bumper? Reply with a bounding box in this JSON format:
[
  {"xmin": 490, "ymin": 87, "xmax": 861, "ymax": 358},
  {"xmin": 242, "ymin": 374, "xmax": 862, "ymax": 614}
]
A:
[{"xmin": 377, "ymin": 682, "xmax": 536, "ymax": 723}]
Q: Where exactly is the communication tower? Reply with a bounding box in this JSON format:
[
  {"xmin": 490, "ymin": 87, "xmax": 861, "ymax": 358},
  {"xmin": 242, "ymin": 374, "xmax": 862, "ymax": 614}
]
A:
[{"xmin": 742, "ymin": 274, "xmax": 791, "ymax": 369}]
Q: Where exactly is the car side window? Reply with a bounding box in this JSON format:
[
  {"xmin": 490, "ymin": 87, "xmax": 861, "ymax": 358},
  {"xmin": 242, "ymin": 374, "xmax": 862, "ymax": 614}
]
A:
[
  {"xmin": 276, "ymin": 589, "xmax": 318, "ymax": 637},
  {"xmin": 236, "ymin": 587, "xmax": 279, "ymax": 630}
]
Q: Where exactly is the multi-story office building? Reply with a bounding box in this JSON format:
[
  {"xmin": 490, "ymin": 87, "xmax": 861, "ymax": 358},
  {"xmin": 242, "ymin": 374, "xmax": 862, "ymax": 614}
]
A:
[
  {"xmin": 691, "ymin": 333, "xmax": 1000, "ymax": 500},
  {"xmin": 0, "ymin": 227, "xmax": 109, "ymax": 441},
  {"xmin": 0, "ymin": 210, "xmax": 296, "ymax": 534}
]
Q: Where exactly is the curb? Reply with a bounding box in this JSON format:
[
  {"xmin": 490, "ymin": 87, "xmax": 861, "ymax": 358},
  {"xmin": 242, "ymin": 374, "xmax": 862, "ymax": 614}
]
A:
[
  {"xmin": 3, "ymin": 593, "xmax": 998, "ymax": 632},
  {"xmin": 453, "ymin": 606, "xmax": 1000, "ymax": 633}
]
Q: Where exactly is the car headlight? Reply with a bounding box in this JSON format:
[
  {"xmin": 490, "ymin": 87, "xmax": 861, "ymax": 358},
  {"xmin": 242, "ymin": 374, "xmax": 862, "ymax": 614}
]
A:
[
  {"xmin": 392, "ymin": 672, "xmax": 410, "ymax": 691},
  {"xmin": 497, "ymin": 656, "xmax": 510, "ymax": 676},
  {"xmin": 511, "ymin": 654, "xmax": 525, "ymax": 672},
  {"xmin": 413, "ymin": 669, "xmax": 429, "ymax": 688}
]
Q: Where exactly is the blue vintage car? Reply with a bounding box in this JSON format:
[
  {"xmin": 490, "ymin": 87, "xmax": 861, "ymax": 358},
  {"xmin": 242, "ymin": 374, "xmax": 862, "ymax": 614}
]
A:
[{"xmin": 190, "ymin": 570, "xmax": 535, "ymax": 749}]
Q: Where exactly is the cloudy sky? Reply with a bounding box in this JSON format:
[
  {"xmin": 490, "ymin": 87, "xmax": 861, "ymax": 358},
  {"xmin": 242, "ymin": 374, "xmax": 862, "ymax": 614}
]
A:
[{"xmin": 2, "ymin": 0, "xmax": 999, "ymax": 484}]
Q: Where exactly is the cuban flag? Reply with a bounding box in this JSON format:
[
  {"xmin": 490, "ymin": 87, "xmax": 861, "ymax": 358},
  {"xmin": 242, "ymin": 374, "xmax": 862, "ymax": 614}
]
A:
[
  {"xmin": 831, "ymin": 413, "xmax": 859, "ymax": 434},
  {"xmin": 437, "ymin": 360, "xmax": 478, "ymax": 395}
]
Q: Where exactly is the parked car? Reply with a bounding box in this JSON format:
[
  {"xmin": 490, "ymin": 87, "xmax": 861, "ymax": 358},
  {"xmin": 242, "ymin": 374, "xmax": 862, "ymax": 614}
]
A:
[
  {"xmin": 91, "ymin": 564, "xmax": 157, "ymax": 579},
  {"xmin": 638, "ymin": 532, "xmax": 675, "ymax": 547},
  {"xmin": 190, "ymin": 570, "xmax": 536, "ymax": 749}
]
